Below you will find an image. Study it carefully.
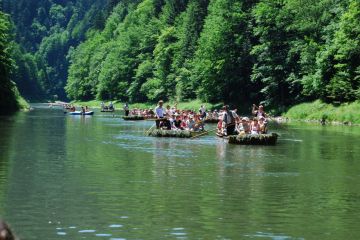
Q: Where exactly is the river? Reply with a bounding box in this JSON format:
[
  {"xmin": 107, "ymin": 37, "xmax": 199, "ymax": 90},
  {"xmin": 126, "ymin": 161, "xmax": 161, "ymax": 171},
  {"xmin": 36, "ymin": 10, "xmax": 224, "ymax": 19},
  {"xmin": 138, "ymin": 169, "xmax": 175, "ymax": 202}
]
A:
[{"xmin": 0, "ymin": 104, "xmax": 359, "ymax": 239}]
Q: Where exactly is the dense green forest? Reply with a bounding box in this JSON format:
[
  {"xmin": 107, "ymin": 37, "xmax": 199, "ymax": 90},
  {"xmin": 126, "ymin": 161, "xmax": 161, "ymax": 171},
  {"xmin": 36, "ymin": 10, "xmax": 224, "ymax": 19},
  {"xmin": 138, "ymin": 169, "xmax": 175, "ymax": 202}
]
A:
[
  {"xmin": 0, "ymin": 11, "xmax": 20, "ymax": 114},
  {"xmin": 65, "ymin": 0, "xmax": 360, "ymax": 110},
  {"xmin": 2, "ymin": 0, "xmax": 360, "ymax": 110},
  {"xmin": 1, "ymin": 0, "xmax": 119, "ymax": 100}
]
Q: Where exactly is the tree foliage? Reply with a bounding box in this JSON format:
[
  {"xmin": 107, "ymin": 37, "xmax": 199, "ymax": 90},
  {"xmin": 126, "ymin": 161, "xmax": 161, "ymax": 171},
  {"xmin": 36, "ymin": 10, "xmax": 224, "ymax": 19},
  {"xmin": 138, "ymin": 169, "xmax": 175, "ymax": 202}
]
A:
[
  {"xmin": 2, "ymin": 0, "xmax": 360, "ymax": 109},
  {"xmin": 0, "ymin": 11, "xmax": 19, "ymax": 113}
]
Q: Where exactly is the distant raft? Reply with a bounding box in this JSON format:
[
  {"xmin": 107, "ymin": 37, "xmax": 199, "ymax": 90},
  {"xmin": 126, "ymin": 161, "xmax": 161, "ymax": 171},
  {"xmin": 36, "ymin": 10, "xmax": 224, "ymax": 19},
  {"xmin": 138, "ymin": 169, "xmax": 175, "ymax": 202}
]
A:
[
  {"xmin": 101, "ymin": 109, "xmax": 115, "ymax": 112},
  {"xmin": 122, "ymin": 116, "xmax": 145, "ymax": 120},
  {"xmin": 68, "ymin": 111, "xmax": 94, "ymax": 115},
  {"xmin": 226, "ymin": 133, "xmax": 279, "ymax": 145},
  {"xmin": 147, "ymin": 129, "xmax": 208, "ymax": 138}
]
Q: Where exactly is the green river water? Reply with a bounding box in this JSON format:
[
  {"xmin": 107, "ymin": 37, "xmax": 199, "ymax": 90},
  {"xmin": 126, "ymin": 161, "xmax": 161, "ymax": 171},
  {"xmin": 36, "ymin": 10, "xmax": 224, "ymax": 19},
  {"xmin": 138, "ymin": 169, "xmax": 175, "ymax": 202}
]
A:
[{"xmin": 0, "ymin": 104, "xmax": 359, "ymax": 240}]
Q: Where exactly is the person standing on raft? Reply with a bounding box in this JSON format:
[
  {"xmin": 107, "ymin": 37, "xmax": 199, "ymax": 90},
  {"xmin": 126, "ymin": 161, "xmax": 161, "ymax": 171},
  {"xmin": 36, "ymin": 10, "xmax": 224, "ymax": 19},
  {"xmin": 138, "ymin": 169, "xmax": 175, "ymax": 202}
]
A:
[
  {"xmin": 222, "ymin": 105, "xmax": 237, "ymax": 136},
  {"xmin": 155, "ymin": 100, "xmax": 171, "ymax": 130},
  {"xmin": 252, "ymin": 104, "xmax": 268, "ymax": 118},
  {"xmin": 124, "ymin": 102, "xmax": 130, "ymax": 116}
]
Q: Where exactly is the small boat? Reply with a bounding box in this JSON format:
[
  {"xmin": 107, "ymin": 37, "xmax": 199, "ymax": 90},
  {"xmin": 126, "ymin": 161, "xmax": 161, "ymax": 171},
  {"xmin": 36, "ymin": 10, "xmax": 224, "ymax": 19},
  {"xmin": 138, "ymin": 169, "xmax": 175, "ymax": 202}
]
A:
[
  {"xmin": 217, "ymin": 132, "xmax": 278, "ymax": 145},
  {"xmin": 147, "ymin": 129, "xmax": 208, "ymax": 138},
  {"xmin": 68, "ymin": 111, "xmax": 94, "ymax": 115}
]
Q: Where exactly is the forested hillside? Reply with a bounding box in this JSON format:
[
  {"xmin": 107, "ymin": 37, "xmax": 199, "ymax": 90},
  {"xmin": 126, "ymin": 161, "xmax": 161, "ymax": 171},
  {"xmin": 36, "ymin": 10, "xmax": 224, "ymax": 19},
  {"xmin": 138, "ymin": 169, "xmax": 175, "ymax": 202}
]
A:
[
  {"xmin": 64, "ymin": 0, "xmax": 360, "ymax": 110},
  {"xmin": 2, "ymin": 0, "xmax": 360, "ymax": 110},
  {"xmin": 1, "ymin": 0, "xmax": 119, "ymax": 100},
  {"xmin": 0, "ymin": 11, "xmax": 20, "ymax": 114}
]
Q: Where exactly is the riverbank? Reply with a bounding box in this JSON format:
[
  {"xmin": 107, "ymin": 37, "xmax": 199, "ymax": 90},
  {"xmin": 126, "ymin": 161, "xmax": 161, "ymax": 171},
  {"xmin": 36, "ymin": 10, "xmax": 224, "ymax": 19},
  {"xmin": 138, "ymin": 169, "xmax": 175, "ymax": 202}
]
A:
[
  {"xmin": 283, "ymin": 100, "xmax": 360, "ymax": 125},
  {"xmin": 17, "ymin": 95, "xmax": 30, "ymax": 111},
  {"xmin": 71, "ymin": 99, "xmax": 221, "ymax": 111}
]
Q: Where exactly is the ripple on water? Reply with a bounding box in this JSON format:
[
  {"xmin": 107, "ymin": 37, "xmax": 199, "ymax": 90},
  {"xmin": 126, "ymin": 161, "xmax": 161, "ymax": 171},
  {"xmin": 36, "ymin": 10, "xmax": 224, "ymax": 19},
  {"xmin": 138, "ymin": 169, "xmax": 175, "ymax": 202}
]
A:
[
  {"xmin": 109, "ymin": 224, "xmax": 123, "ymax": 228},
  {"xmin": 95, "ymin": 233, "xmax": 112, "ymax": 237},
  {"xmin": 245, "ymin": 232, "xmax": 305, "ymax": 240},
  {"xmin": 57, "ymin": 232, "xmax": 67, "ymax": 236},
  {"xmin": 171, "ymin": 232, "xmax": 187, "ymax": 236},
  {"xmin": 79, "ymin": 230, "xmax": 96, "ymax": 233}
]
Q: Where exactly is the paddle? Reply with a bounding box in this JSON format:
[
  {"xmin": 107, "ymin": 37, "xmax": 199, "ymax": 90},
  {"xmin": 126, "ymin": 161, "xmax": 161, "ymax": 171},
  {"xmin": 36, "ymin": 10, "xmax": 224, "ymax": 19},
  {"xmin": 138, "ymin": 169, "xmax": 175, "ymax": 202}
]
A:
[
  {"xmin": 145, "ymin": 123, "xmax": 156, "ymax": 135},
  {"xmin": 191, "ymin": 122, "xmax": 236, "ymax": 139},
  {"xmin": 190, "ymin": 128, "xmax": 217, "ymax": 139}
]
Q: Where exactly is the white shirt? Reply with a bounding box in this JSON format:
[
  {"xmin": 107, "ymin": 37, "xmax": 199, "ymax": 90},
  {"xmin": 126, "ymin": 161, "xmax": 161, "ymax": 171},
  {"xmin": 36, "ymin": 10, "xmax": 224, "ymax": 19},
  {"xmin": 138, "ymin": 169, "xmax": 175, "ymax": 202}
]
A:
[{"xmin": 222, "ymin": 111, "xmax": 237, "ymax": 124}]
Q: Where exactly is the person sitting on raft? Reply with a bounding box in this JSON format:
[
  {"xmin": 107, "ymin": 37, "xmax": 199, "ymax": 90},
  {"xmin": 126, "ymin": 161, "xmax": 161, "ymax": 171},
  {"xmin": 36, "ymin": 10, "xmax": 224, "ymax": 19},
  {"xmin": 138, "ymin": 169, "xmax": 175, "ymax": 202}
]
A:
[
  {"xmin": 173, "ymin": 115, "xmax": 184, "ymax": 130},
  {"xmin": 242, "ymin": 117, "xmax": 251, "ymax": 134},
  {"xmin": 222, "ymin": 105, "xmax": 238, "ymax": 136},
  {"xmin": 187, "ymin": 115, "xmax": 196, "ymax": 131},
  {"xmin": 193, "ymin": 114, "xmax": 204, "ymax": 131},
  {"xmin": 155, "ymin": 100, "xmax": 171, "ymax": 130},
  {"xmin": 258, "ymin": 116, "xmax": 268, "ymax": 134},
  {"xmin": 181, "ymin": 116, "xmax": 188, "ymax": 129},
  {"xmin": 250, "ymin": 118, "xmax": 261, "ymax": 134}
]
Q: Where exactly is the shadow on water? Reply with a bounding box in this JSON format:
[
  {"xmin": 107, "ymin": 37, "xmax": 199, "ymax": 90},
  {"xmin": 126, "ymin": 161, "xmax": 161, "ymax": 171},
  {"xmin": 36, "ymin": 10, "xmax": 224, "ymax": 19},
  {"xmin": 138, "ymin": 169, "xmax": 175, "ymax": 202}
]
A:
[
  {"xmin": 0, "ymin": 108, "xmax": 67, "ymax": 239},
  {"xmin": 0, "ymin": 114, "xmax": 17, "ymax": 213}
]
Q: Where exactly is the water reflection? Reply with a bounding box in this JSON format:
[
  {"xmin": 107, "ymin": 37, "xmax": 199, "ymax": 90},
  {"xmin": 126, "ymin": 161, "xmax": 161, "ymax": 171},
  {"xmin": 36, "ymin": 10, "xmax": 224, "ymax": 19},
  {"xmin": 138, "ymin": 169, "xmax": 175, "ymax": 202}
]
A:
[{"xmin": 0, "ymin": 109, "xmax": 359, "ymax": 239}]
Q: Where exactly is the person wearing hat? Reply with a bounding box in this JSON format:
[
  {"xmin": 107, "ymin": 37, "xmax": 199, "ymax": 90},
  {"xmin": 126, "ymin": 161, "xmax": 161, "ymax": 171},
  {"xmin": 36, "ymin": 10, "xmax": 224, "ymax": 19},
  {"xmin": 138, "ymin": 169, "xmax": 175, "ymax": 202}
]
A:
[
  {"xmin": 239, "ymin": 117, "xmax": 251, "ymax": 134},
  {"xmin": 222, "ymin": 105, "xmax": 237, "ymax": 135}
]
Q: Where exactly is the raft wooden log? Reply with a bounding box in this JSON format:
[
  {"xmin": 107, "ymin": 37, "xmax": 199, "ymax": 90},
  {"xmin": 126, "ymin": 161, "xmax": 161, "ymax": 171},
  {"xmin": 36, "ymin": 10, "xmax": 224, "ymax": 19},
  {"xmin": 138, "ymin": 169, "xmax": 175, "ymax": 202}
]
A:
[
  {"xmin": 204, "ymin": 119, "xmax": 219, "ymax": 123},
  {"xmin": 147, "ymin": 129, "xmax": 208, "ymax": 138},
  {"xmin": 122, "ymin": 116, "xmax": 145, "ymax": 120},
  {"xmin": 228, "ymin": 133, "xmax": 278, "ymax": 145}
]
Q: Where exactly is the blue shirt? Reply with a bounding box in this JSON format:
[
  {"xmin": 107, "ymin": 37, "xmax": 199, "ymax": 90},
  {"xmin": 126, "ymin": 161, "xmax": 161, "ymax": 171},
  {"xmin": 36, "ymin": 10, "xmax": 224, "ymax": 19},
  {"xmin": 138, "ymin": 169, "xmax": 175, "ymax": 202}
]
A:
[{"xmin": 155, "ymin": 106, "xmax": 164, "ymax": 118}]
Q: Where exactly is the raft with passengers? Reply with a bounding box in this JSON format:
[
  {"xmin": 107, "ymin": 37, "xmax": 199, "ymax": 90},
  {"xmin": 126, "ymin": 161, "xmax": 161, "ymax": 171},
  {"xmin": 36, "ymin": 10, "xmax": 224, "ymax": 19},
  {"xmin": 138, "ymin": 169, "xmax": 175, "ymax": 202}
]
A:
[
  {"xmin": 100, "ymin": 101, "xmax": 115, "ymax": 112},
  {"xmin": 215, "ymin": 104, "xmax": 278, "ymax": 145},
  {"xmin": 141, "ymin": 100, "xmax": 278, "ymax": 144},
  {"xmin": 65, "ymin": 105, "xmax": 94, "ymax": 115}
]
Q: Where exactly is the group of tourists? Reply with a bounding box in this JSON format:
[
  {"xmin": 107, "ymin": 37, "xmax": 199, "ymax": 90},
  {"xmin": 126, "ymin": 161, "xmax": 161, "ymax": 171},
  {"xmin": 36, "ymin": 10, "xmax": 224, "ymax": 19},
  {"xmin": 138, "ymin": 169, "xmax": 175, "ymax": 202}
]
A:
[
  {"xmin": 154, "ymin": 100, "xmax": 205, "ymax": 131},
  {"xmin": 216, "ymin": 104, "xmax": 268, "ymax": 136},
  {"xmin": 66, "ymin": 105, "xmax": 91, "ymax": 113},
  {"xmin": 150, "ymin": 100, "xmax": 269, "ymax": 136},
  {"xmin": 101, "ymin": 101, "xmax": 114, "ymax": 111}
]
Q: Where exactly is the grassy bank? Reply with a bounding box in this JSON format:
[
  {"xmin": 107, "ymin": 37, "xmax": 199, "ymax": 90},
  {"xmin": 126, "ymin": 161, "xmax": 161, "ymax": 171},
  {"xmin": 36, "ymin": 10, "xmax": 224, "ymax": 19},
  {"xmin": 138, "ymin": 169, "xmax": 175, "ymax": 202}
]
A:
[
  {"xmin": 283, "ymin": 100, "xmax": 360, "ymax": 124},
  {"xmin": 71, "ymin": 99, "xmax": 221, "ymax": 111}
]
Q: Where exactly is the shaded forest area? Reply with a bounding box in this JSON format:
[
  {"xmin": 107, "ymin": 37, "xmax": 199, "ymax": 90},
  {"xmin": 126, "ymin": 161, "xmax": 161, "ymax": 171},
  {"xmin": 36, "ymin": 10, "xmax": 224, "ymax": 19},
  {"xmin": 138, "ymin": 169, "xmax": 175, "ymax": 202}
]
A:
[
  {"xmin": 0, "ymin": 11, "xmax": 19, "ymax": 114},
  {"xmin": 2, "ymin": 0, "xmax": 360, "ymax": 111},
  {"xmin": 1, "ymin": 0, "xmax": 119, "ymax": 100}
]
